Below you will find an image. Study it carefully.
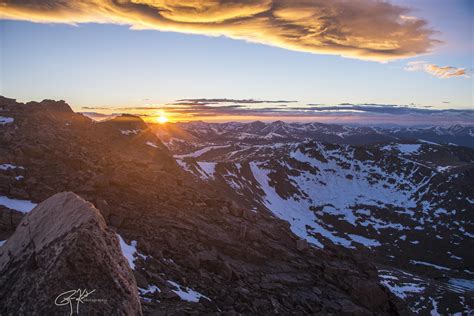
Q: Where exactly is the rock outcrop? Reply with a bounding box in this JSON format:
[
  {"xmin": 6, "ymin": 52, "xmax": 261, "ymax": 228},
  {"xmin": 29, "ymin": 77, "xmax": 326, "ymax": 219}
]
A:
[{"xmin": 0, "ymin": 192, "xmax": 142, "ymax": 315}]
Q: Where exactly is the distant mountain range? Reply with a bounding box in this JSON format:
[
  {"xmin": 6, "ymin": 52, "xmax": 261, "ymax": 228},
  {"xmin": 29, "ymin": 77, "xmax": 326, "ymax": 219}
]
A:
[{"xmin": 151, "ymin": 120, "xmax": 474, "ymax": 149}]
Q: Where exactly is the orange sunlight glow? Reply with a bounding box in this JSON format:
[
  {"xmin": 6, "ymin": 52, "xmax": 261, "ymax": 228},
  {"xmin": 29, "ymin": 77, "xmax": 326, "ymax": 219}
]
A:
[{"xmin": 154, "ymin": 110, "xmax": 168, "ymax": 124}]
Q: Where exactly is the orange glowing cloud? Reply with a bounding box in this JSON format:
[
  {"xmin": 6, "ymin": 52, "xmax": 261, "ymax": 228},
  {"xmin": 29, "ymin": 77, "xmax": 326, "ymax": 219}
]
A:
[
  {"xmin": 405, "ymin": 61, "xmax": 470, "ymax": 79},
  {"xmin": 0, "ymin": 0, "xmax": 438, "ymax": 61}
]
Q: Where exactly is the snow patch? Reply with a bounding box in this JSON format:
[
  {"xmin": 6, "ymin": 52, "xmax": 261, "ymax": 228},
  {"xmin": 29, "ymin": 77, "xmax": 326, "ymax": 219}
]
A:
[
  {"xmin": 175, "ymin": 159, "xmax": 193, "ymax": 173},
  {"xmin": 381, "ymin": 280, "xmax": 425, "ymax": 299},
  {"xmin": 448, "ymin": 278, "xmax": 474, "ymax": 292},
  {"xmin": 0, "ymin": 164, "xmax": 23, "ymax": 170},
  {"xmin": 167, "ymin": 280, "xmax": 210, "ymax": 303},
  {"xmin": 348, "ymin": 234, "xmax": 381, "ymax": 247},
  {"xmin": 410, "ymin": 260, "xmax": 450, "ymax": 271},
  {"xmin": 120, "ymin": 129, "xmax": 141, "ymax": 135},
  {"xmin": 0, "ymin": 196, "xmax": 37, "ymax": 213},
  {"xmin": 197, "ymin": 162, "xmax": 217, "ymax": 179},
  {"xmin": 417, "ymin": 139, "xmax": 439, "ymax": 145},
  {"xmin": 139, "ymin": 284, "xmax": 161, "ymax": 295},
  {"xmin": 436, "ymin": 166, "xmax": 452, "ymax": 173},
  {"xmin": 378, "ymin": 270, "xmax": 425, "ymax": 300},
  {"xmin": 429, "ymin": 297, "xmax": 439, "ymax": 316},
  {"xmin": 0, "ymin": 117, "xmax": 14, "ymax": 125},
  {"xmin": 146, "ymin": 141, "xmax": 159, "ymax": 148},
  {"xmin": 175, "ymin": 145, "xmax": 230, "ymax": 159},
  {"xmin": 117, "ymin": 234, "xmax": 147, "ymax": 270},
  {"xmin": 381, "ymin": 143, "xmax": 421, "ymax": 154}
]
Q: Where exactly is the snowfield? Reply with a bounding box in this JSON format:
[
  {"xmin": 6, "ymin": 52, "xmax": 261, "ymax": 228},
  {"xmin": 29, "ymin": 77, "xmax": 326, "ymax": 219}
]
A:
[
  {"xmin": 0, "ymin": 196, "xmax": 37, "ymax": 213},
  {"xmin": 244, "ymin": 143, "xmax": 442, "ymax": 249},
  {"xmin": 174, "ymin": 141, "xmax": 470, "ymax": 257}
]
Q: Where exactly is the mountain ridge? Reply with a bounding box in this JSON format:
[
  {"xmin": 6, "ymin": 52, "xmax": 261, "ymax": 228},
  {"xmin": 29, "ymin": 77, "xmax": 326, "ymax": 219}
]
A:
[{"xmin": 150, "ymin": 120, "xmax": 474, "ymax": 150}]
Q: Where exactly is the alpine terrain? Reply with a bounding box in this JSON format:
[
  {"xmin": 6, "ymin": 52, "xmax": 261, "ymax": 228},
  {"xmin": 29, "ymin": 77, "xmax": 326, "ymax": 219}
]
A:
[{"xmin": 0, "ymin": 97, "xmax": 472, "ymax": 315}]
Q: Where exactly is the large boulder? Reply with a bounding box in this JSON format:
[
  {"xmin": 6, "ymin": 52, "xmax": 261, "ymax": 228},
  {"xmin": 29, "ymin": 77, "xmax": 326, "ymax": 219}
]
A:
[{"xmin": 0, "ymin": 192, "xmax": 142, "ymax": 315}]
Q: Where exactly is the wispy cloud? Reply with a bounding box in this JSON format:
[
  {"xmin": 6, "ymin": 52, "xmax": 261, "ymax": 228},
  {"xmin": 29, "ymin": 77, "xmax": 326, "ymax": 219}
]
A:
[
  {"xmin": 405, "ymin": 61, "xmax": 470, "ymax": 78},
  {"xmin": 80, "ymin": 99, "xmax": 474, "ymax": 125},
  {"xmin": 176, "ymin": 98, "xmax": 296, "ymax": 104},
  {"xmin": 0, "ymin": 0, "xmax": 437, "ymax": 61}
]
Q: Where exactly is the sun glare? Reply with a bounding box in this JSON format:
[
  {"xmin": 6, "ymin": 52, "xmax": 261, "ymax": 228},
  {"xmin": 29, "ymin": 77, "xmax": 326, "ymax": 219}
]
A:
[
  {"xmin": 154, "ymin": 111, "xmax": 168, "ymax": 124},
  {"xmin": 157, "ymin": 115, "xmax": 168, "ymax": 124}
]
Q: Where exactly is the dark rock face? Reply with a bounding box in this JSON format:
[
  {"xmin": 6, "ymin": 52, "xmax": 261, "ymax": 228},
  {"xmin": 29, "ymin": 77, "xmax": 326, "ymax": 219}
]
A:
[
  {"xmin": 0, "ymin": 97, "xmax": 405, "ymax": 314},
  {"xmin": 0, "ymin": 192, "xmax": 142, "ymax": 315},
  {"xmin": 0, "ymin": 207, "xmax": 23, "ymax": 240}
]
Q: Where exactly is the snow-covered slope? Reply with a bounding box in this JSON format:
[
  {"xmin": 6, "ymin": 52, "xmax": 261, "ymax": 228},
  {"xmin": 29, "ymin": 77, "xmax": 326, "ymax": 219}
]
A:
[{"xmin": 173, "ymin": 140, "xmax": 474, "ymax": 314}]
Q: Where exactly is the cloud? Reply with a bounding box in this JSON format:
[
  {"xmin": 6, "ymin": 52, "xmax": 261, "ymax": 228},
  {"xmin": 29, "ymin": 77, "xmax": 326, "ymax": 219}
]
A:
[
  {"xmin": 0, "ymin": 0, "xmax": 437, "ymax": 61},
  {"xmin": 405, "ymin": 61, "xmax": 470, "ymax": 78},
  {"xmin": 82, "ymin": 106, "xmax": 115, "ymax": 110},
  {"xmin": 176, "ymin": 98, "xmax": 296, "ymax": 104},
  {"xmin": 81, "ymin": 99, "xmax": 474, "ymax": 125}
]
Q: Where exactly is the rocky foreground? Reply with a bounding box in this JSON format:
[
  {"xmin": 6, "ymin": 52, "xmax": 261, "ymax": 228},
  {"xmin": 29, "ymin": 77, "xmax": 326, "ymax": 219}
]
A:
[
  {"xmin": 0, "ymin": 96, "xmax": 413, "ymax": 314},
  {"xmin": 0, "ymin": 192, "xmax": 142, "ymax": 315}
]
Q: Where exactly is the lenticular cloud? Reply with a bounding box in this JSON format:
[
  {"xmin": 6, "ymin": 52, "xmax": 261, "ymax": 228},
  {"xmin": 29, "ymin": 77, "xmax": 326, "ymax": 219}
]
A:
[{"xmin": 0, "ymin": 0, "xmax": 437, "ymax": 61}]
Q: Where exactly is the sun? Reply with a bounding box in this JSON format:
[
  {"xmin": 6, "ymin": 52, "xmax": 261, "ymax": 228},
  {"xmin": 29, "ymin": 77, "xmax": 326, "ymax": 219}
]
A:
[
  {"xmin": 156, "ymin": 115, "xmax": 168, "ymax": 124},
  {"xmin": 154, "ymin": 111, "xmax": 168, "ymax": 124}
]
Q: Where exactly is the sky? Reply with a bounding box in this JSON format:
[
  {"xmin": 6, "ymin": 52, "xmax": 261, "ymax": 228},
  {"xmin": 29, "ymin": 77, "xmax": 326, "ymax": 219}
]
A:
[{"xmin": 0, "ymin": 0, "xmax": 473, "ymax": 124}]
